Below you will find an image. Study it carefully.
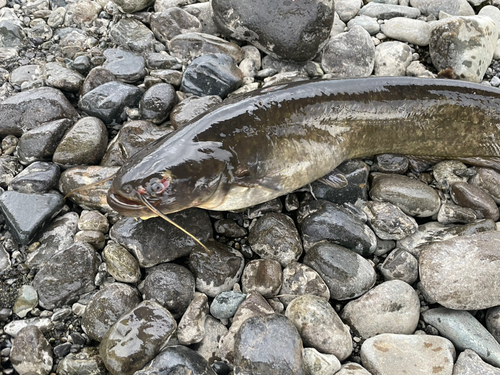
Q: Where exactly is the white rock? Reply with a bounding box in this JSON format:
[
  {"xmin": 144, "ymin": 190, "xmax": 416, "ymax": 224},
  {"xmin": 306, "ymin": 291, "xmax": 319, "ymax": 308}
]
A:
[{"xmin": 381, "ymin": 17, "xmax": 431, "ymax": 46}]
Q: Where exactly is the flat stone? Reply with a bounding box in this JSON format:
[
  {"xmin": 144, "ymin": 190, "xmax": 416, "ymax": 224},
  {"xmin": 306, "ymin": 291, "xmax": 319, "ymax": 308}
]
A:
[
  {"xmin": 380, "ymin": 17, "xmax": 431, "ymax": 46},
  {"xmin": 139, "ymin": 83, "xmax": 177, "ymax": 124},
  {"xmin": 8, "ymin": 161, "xmax": 60, "ymax": 194},
  {"xmin": 102, "ymin": 241, "xmax": 141, "ymax": 283},
  {"xmin": 358, "ymin": 2, "xmax": 421, "ymax": 19},
  {"xmin": 177, "ymin": 292, "xmax": 209, "ymax": 345},
  {"xmin": 102, "ymin": 48, "xmax": 146, "ymax": 83},
  {"xmin": 109, "ymin": 17, "xmax": 155, "ymax": 52}
]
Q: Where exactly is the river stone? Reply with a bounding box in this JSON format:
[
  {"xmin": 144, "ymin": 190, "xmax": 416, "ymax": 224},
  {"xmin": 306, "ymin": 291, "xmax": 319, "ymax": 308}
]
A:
[
  {"xmin": 470, "ymin": 168, "xmax": 500, "ymax": 204},
  {"xmin": 423, "ymin": 308, "xmax": 500, "ymax": 367},
  {"xmin": 0, "ymin": 155, "xmax": 22, "ymax": 189},
  {"xmin": 80, "ymin": 67, "xmax": 116, "ymax": 96},
  {"xmin": 234, "ymin": 314, "xmax": 305, "ymax": 374},
  {"xmin": 379, "ymin": 248, "xmax": 419, "ymax": 284},
  {"xmin": 4, "ymin": 317, "xmax": 53, "ymax": 338},
  {"xmin": 79, "ymin": 81, "xmax": 143, "ymax": 124},
  {"xmin": 102, "ymin": 241, "xmax": 141, "ymax": 283},
  {"xmin": 380, "ymin": 17, "xmax": 431, "ymax": 47},
  {"xmin": 450, "ymin": 181, "xmax": 499, "ymax": 221},
  {"xmin": 0, "ymin": 191, "xmax": 64, "ymax": 245},
  {"xmin": 347, "ymin": 15, "xmax": 380, "ymax": 35},
  {"xmin": 13, "ymin": 285, "xmax": 38, "ymax": 318},
  {"xmin": 409, "ymin": 0, "xmax": 461, "ymax": 17},
  {"xmin": 52, "ymin": 117, "xmax": 108, "ymax": 167},
  {"xmin": 241, "ymin": 258, "xmax": 282, "ymax": 298},
  {"xmin": 146, "ymin": 52, "xmax": 182, "ymax": 70},
  {"xmin": 321, "ymin": 25, "xmax": 375, "ymax": 78},
  {"xmin": 487, "ymin": 306, "xmax": 500, "ymax": 344},
  {"xmin": 44, "ymin": 62, "xmax": 84, "ymax": 92},
  {"xmin": 437, "ymin": 202, "xmax": 478, "ymax": 224},
  {"xmin": 360, "ymin": 334, "xmax": 455, "ymax": 375},
  {"xmin": 374, "ymin": 41, "xmax": 412, "ymax": 77},
  {"xmin": 302, "ymin": 347, "xmax": 341, "ymax": 375},
  {"xmin": 286, "ymin": 295, "xmax": 352, "ymax": 360},
  {"xmin": 10, "ymin": 64, "xmax": 42, "ymax": 87},
  {"xmin": 453, "ymin": 349, "xmax": 500, "ymax": 375},
  {"xmin": 0, "ymin": 86, "xmax": 77, "ymax": 137},
  {"xmin": 168, "ymin": 32, "xmax": 244, "ymax": 64},
  {"xmin": 362, "ymin": 201, "xmax": 417, "ymax": 240},
  {"xmin": 358, "ymin": 2, "xmax": 421, "ymax": 19},
  {"xmin": 136, "ymin": 345, "xmax": 216, "ymax": 375},
  {"xmin": 139, "ymin": 83, "xmax": 177, "ymax": 124},
  {"xmin": 212, "ymin": 0, "xmax": 333, "ymax": 62},
  {"xmin": 170, "ymin": 95, "xmax": 222, "ymax": 129},
  {"xmin": 337, "ymin": 362, "xmax": 372, "ymax": 375},
  {"xmin": 177, "ymin": 292, "xmax": 209, "ymax": 345},
  {"xmin": 81, "ymin": 283, "xmax": 140, "ymax": 342},
  {"xmin": 110, "ymin": 209, "xmax": 212, "ymax": 267},
  {"xmin": 10, "ymin": 325, "xmax": 53, "ymax": 375},
  {"xmin": 102, "ymin": 48, "xmax": 146, "ymax": 83},
  {"xmin": 300, "ymin": 200, "xmax": 376, "ymax": 256},
  {"xmin": 151, "ymin": 7, "xmax": 202, "ymax": 43},
  {"xmin": 419, "ymin": 231, "xmax": 500, "ymax": 310},
  {"xmin": 8, "ymin": 161, "xmax": 60, "ymax": 194},
  {"xmin": 429, "ymin": 16, "xmax": 497, "ymax": 83},
  {"xmin": 110, "ymin": 0, "xmax": 154, "ymax": 13},
  {"xmin": 56, "ymin": 347, "xmax": 106, "ymax": 375},
  {"xmin": 189, "ymin": 241, "xmax": 244, "ymax": 298},
  {"xmin": 100, "ymin": 300, "xmax": 177, "ymax": 375},
  {"xmin": 210, "ymin": 291, "xmax": 247, "ymax": 320},
  {"xmin": 32, "ymin": 242, "xmax": 99, "ymax": 309},
  {"xmin": 143, "ymin": 263, "xmax": 195, "ymax": 318},
  {"xmin": 109, "ymin": 17, "xmax": 155, "ymax": 53},
  {"xmin": 340, "ymin": 280, "xmax": 420, "ymax": 339},
  {"xmin": 279, "ymin": 262, "xmax": 330, "ymax": 307},
  {"xmin": 304, "ymin": 242, "xmax": 376, "ymax": 300},
  {"xmin": 370, "ymin": 173, "xmax": 440, "ymax": 217},
  {"xmin": 248, "ymin": 212, "xmax": 303, "ymax": 266}
]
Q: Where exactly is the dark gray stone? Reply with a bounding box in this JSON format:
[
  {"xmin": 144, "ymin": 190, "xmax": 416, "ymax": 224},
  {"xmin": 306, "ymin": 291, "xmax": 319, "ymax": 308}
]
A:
[
  {"xmin": 103, "ymin": 48, "xmax": 146, "ymax": 83},
  {"xmin": 241, "ymin": 258, "xmax": 282, "ymax": 298},
  {"xmin": 150, "ymin": 7, "xmax": 202, "ymax": 43},
  {"xmin": 109, "ymin": 17, "xmax": 155, "ymax": 53},
  {"xmin": 214, "ymin": 218, "xmax": 247, "ymax": 238},
  {"xmin": 451, "ymin": 181, "xmax": 499, "ymax": 221},
  {"xmin": 210, "ymin": 291, "xmax": 247, "ymax": 320},
  {"xmin": 8, "ymin": 161, "xmax": 60, "ymax": 194},
  {"xmin": 80, "ymin": 67, "xmax": 116, "ymax": 96},
  {"xmin": 10, "ymin": 325, "xmax": 53, "ymax": 375},
  {"xmin": 279, "ymin": 262, "xmax": 330, "ymax": 307},
  {"xmin": 139, "ymin": 83, "xmax": 178, "ymax": 124},
  {"xmin": 56, "ymin": 347, "xmax": 106, "ymax": 375},
  {"xmin": 170, "ymin": 95, "xmax": 222, "ymax": 129},
  {"xmin": 470, "ymin": 168, "xmax": 500, "ymax": 204},
  {"xmin": 145, "ymin": 52, "xmax": 182, "ymax": 70}
]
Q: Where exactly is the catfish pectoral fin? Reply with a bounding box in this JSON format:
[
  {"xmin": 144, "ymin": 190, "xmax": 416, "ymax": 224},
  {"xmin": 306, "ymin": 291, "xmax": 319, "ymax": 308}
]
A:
[
  {"xmin": 319, "ymin": 169, "xmax": 348, "ymax": 189},
  {"xmin": 232, "ymin": 176, "xmax": 285, "ymax": 192}
]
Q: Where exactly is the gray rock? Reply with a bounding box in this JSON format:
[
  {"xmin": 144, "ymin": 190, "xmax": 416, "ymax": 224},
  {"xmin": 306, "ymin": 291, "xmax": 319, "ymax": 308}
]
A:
[
  {"xmin": 110, "ymin": 209, "xmax": 212, "ymax": 267},
  {"xmin": 479, "ymin": 6, "xmax": 500, "ymax": 38},
  {"xmin": 210, "ymin": 290, "xmax": 247, "ymax": 320},
  {"xmin": 80, "ymin": 67, "xmax": 116, "ymax": 96},
  {"xmin": 9, "ymin": 161, "xmax": 60, "ymax": 194},
  {"xmin": 0, "ymin": 19, "xmax": 25, "ymax": 48},
  {"xmin": 422, "ymin": 308, "xmax": 500, "ymax": 367},
  {"xmin": 362, "ymin": 201, "xmax": 417, "ymax": 240},
  {"xmin": 213, "ymin": 218, "xmax": 247, "ymax": 238},
  {"xmin": 361, "ymin": 334, "xmax": 455, "ymax": 375},
  {"xmin": 374, "ymin": 41, "xmax": 413, "ymax": 76},
  {"xmin": 0, "ymin": 155, "xmax": 22, "ymax": 188},
  {"xmin": 102, "ymin": 48, "xmax": 146, "ymax": 83},
  {"xmin": 99, "ymin": 300, "xmax": 177, "ymax": 375},
  {"xmin": 52, "ymin": 117, "xmax": 108, "ymax": 167},
  {"xmin": 336, "ymin": 0, "xmax": 363, "ymax": 22},
  {"xmin": 379, "ymin": 248, "xmax": 419, "ymax": 284},
  {"xmin": 192, "ymin": 315, "xmax": 228, "ymax": 363},
  {"xmin": 470, "ymin": 168, "xmax": 500, "ymax": 204},
  {"xmin": 0, "ymin": 86, "xmax": 77, "ymax": 137},
  {"xmin": 0, "ymin": 244, "xmax": 10, "ymax": 273},
  {"xmin": 437, "ymin": 202, "xmax": 478, "ymax": 224},
  {"xmin": 419, "ymin": 231, "xmax": 500, "ymax": 310},
  {"xmin": 358, "ymin": 2, "xmax": 421, "ymax": 19},
  {"xmin": 155, "ymin": 0, "xmax": 197, "ymax": 11},
  {"xmin": 212, "ymin": 0, "xmax": 333, "ymax": 62},
  {"xmin": 44, "ymin": 62, "xmax": 84, "ymax": 92},
  {"xmin": 347, "ymin": 15, "xmax": 380, "ymax": 35},
  {"xmin": 380, "ymin": 17, "xmax": 431, "ymax": 46},
  {"xmin": 151, "ymin": 7, "xmax": 202, "ymax": 43},
  {"xmin": 321, "ymin": 25, "xmax": 375, "ymax": 78},
  {"xmin": 56, "ymin": 347, "xmax": 106, "ymax": 375},
  {"xmin": 184, "ymin": 2, "xmax": 217, "ymax": 35},
  {"xmin": 13, "ymin": 285, "xmax": 38, "ymax": 318},
  {"xmin": 248, "ymin": 212, "xmax": 303, "ymax": 266},
  {"xmin": 337, "ymin": 362, "xmax": 372, "ymax": 375},
  {"xmin": 451, "ymin": 181, "xmax": 499, "ymax": 221},
  {"xmin": 453, "ymin": 349, "xmax": 500, "ymax": 375},
  {"xmin": 103, "ymin": 241, "xmax": 141, "ymax": 283},
  {"xmin": 81, "ymin": 283, "xmax": 140, "ymax": 342},
  {"xmin": 241, "ymin": 258, "xmax": 282, "ymax": 298},
  {"xmin": 10, "ymin": 326, "xmax": 53, "ymax": 375},
  {"xmin": 9, "ymin": 64, "xmax": 43, "ymax": 87},
  {"xmin": 149, "ymin": 69, "xmax": 183, "ymax": 86},
  {"xmin": 139, "ymin": 83, "xmax": 177, "ymax": 124},
  {"xmin": 430, "ymin": 16, "xmax": 497, "ymax": 83},
  {"xmin": 234, "ymin": 314, "xmax": 305, "ymax": 374},
  {"xmin": 78, "ymin": 210, "xmax": 109, "ymax": 233},
  {"xmin": 279, "ymin": 262, "xmax": 330, "ymax": 307},
  {"xmin": 109, "ymin": 17, "xmax": 155, "ymax": 52},
  {"xmin": 304, "ymin": 242, "xmax": 376, "ymax": 300},
  {"xmin": 286, "ymin": 295, "xmax": 352, "ymax": 360},
  {"xmin": 110, "ymin": 0, "xmax": 154, "ymax": 13},
  {"xmin": 302, "ymin": 347, "xmax": 341, "ymax": 375},
  {"xmin": 486, "ymin": 306, "xmax": 500, "ymax": 344},
  {"xmin": 340, "ymin": 280, "xmax": 420, "ymax": 339},
  {"xmin": 177, "ymin": 292, "xmax": 209, "ymax": 345},
  {"xmin": 145, "ymin": 52, "xmax": 182, "ymax": 70},
  {"xmin": 4, "ymin": 317, "xmax": 53, "ymax": 338},
  {"xmin": 409, "ymin": 0, "xmax": 461, "ymax": 17}
]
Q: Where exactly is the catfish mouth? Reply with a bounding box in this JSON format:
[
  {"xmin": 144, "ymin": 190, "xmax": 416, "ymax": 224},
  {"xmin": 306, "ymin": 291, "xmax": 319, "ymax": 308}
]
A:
[{"xmin": 107, "ymin": 187, "xmax": 158, "ymax": 217}]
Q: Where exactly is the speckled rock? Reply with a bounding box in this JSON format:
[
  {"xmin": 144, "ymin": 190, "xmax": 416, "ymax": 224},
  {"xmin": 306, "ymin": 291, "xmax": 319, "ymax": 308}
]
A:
[
  {"xmin": 337, "ymin": 362, "xmax": 372, "ymax": 375},
  {"xmin": 110, "ymin": 0, "xmax": 154, "ymax": 13},
  {"xmin": 279, "ymin": 262, "xmax": 330, "ymax": 307},
  {"xmin": 109, "ymin": 17, "xmax": 155, "ymax": 53},
  {"xmin": 44, "ymin": 62, "xmax": 84, "ymax": 92},
  {"xmin": 177, "ymin": 292, "xmax": 209, "ymax": 345},
  {"xmin": 470, "ymin": 168, "xmax": 500, "ymax": 204},
  {"xmin": 302, "ymin": 347, "xmax": 341, "ymax": 375},
  {"xmin": 170, "ymin": 95, "xmax": 222, "ymax": 129},
  {"xmin": 362, "ymin": 201, "xmax": 417, "ymax": 240},
  {"xmin": 210, "ymin": 290, "xmax": 247, "ymax": 320},
  {"xmin": 379, "ymin": 248, "xmax": 419, "ymax": 284},
  {"xmin": 139, "ymin": 83, "xmax": 177, "ymax": 124},
  {"xmin": 8, "ymin": 161, "xmax": 60, "ymax": 194},
  {"xmin": 56, "ymin": 347, "xmax": 106, "ymax": 375},
  {"xmin": 102, "ymin": 241, "xmax": 141, "ymax": 283},
  {"xmin": 10, "ymin": 325, "xmax": 53, "ymax": 375},
  {"xmin": 409, "ymin": 0, "xmax": 461, "ymax": 17},
  {"xmin": 150, "ymin": 7, "xmax": 202, "ymax": 43},
  {"xmin": 102, "ymin": 48, "xmax": 146, "ymax": 83},
  {"xmin": 241, "ymin": 258, "xmax": 282, "ymax": 298}
]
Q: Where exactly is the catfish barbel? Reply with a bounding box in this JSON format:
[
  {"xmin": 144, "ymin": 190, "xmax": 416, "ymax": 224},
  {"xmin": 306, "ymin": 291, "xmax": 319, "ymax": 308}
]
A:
[{"xmin": 107, "ymin": 77, "xmax": 500, "ymax": 218}]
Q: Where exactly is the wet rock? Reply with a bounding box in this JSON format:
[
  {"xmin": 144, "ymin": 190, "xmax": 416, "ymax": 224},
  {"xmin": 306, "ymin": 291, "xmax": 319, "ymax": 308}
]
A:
[
  {"xmin": 248, "ymin": 212, "xmax": 303, "ymax": 266},
  {"xmin": 99, "ymin": 300, "xmax": 177, "ymax": 375},
  {"xmin": 210, "ymin": 290, "xmax": 246, "ymax": 320},
  {"xmin": 321, "ymin": 25, "xmax": 375, "ymax": 78},
  {"xmin": 192, "ymin": 315, "xmax": 228, "ymax": 363},
  {"xmin": 79, "ymin": 81, "xmax": 143, "ymax": 124},
  {"xmin": 212, "ymin": 0, "xmax": 333, "ymax": 62},
  {"xmin": 10, "ymin": 325, "xmax": 53, "ymax": 375},
  {"xmin": 8, "ymin": 161, "xmax": 59, "ymax": 194},
  {"xmin": 82, "ymin": 283, "xmax": 140, "ymax": 342},
  {"xmin": 4, "ymin": 317, "xmax": 53, "ymax": 338},
  {"xmin": 143, "ymin": 263, "xmax": 195, "ymax": 319},
  {"xmin": 78, "ymin": 210, "xmax": 108, "ymax": 232},
  {"xmin": 300, "ymin": 201, "xmax": 376, "ymax": 256},
  {"xmin": 362, "ymin": 201, "xmax": 417, "ymax": 240},
  {"xmin": 139, "ymin": 83, "xmax": 178, "ymax": 123},
  {"xmin": 102, "ymin": 48, "xmax": 146, "ymax": 83},
  {"xmin": 44, "ymin": 62, "xmax": 84, "ymax": 92},
  {"xmin": 422, "ymin": 308, "xmax": 500, "ymax": 367},
  {"xmin": 170, "ymin": 95, "xmax": 222, "ymax": 129},
  {"xmin": 247, "ymin": 198, "xmax": 283, "ymax": 218},
  {"xmin": 56, "ymin": 347, "xmax": 106, "ymax": 375},
  {"xmin": 380, "ymin": 17, "xmax": 431, "ymax": 47},
  {"xmin": 0, "ymin": 19, "xmax": 25, "ymax": 48},
  {"xmin": 0, "ymin": 155, "xmax": 22, "ymax": 188},
  {"xmin": 146, "ymin": 52, "xmax": 182, "ymax": 70},
  {"xmin": 379, "ymin": 248, "xmax": 418, "ymax": 284},
  {"xmin": 59, "ymin": 166, "xmax": 119, "ymax": 212},
  {"xmin": 370, "ymin": 173, "xmax": 441, "ymax": 217},
  {"xmin": 453, "ymin": 349, "xmax": 500, "ymax": 375},
  {"xmin": 110, "ymin": 209, "xmax": 212, "ymax": 267},
  {"xmin": 303, "ymin": 242, "xmax": 376, "ymax": 300},
  {"xmin": 214, "ymin": 218, "xmax": 247, "ymax": 238},
  {"xmin": 420, "ymin": 231, "xmax": 500, "ymax": 310},
  {"xmin": 0, "ymin": 191, "xmax": 64, "ymax": 245},
  {"xmin": 52, "ymin": 117, "xmax": 108, "ymax": 167},
  {"xmin": 358, "ymin": 2, "xmax": 421, "ymax": 19},
  {"xmin": 286, "ymin": 295, "xmax": 352, "ymax": 360},
  {"xmin": 437, "ymin": 202, "xmax": 478, "ymax": 224},
  {"xmin": 136, "ymin": 345, "xmax": 216, "ymax": 375},
  {"xmin": 279, "ymin": 262, "xmax": 330, "ymax": 307},
  {"xmin": 373, "ymin": 154, "xmax": 409, "ymax": 174},
  {"xmin": 450, "ymin": 181, "xmax": 499, "ymax": 221},
  {"xmin": 149, "ymin": 69, "xmax": 183, "ymax": 86},
  {"xmin": 430, "ymin": 161, "xmax": 473, "ymax": 191},
  {"xmin": 102, "ymin": 241, "xmax": 141, "ymax": 283},
  {"xmin": 409, "ymin": 0, "xmax": 461, "ymax": 17},
  {"xmin": 151, "ymin": 7, "xmax": 202, "ymax": 43},
  {"xmin": 241, "ymin": 258, "xmax": 282, "ymax": 298},
  {"xmin": 340, "ymin": 280, "xmax": 419, "ymax": 339},
  {"xmin": 189, "ymin": 241, "xmax": 244, "ymax": 298},
  {"xmin": 10, "ymin": 64, "xmax": 43, "ymax": 87},
  {"xmin": 110, "ymin": 0, "xmax": 154, "ymax": 13},
  {"xmin": 234, "ymin": 314, "xmax": 305, "ymax": 374},
  {"xmin": 360, "ymin": 333, "xmax": 455, "ymax": 375},
  {"xmin": 177, "ymin": 292, "xmax": 209, "ymax": 345},
  {"xmin": 470, "ymin": 167, "xmax": 500, "ymax": 204},
  {"xmin": 181, "ymin": 53, "xmax": 243, "ymax": 98},
  {"xmin": 374, "ymin": 41, "xmax": 412, "ymax": 77},
  {"xmin": 109, "ymin": 17, "xmax": 155, "ymax": 53},
  {"xmin": 12, "ymin": 284, "xmax": 37, "ymax": 318},
  {"xmin": 80, "ymin": 67, "xmax": 116, "ymax": 96},
  {"xmin": 168, "ymin": 32, "xmax": 243, "ymax": 64},
  {"xmin": 32, "ymin": 242, "xmax": 99, "ymax": 309},
  {"xmin": 430, "ymin": 15, "xmax": 497, "ymax": 83},
  {"xmin": 0, "ymin": 86, "xmax": 77, "ymax": 137}
]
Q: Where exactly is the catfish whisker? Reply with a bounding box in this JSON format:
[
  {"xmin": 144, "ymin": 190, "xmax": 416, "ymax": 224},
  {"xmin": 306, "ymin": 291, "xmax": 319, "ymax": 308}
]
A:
[{"xmin": 63, "ymin": 175, "xmax": 116, "ymax": 200}]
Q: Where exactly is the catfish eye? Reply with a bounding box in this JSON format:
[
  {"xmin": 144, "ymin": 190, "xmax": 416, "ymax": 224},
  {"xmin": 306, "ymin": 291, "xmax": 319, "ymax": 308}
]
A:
[{"xmin": 151, "ymin": 181, "xmax": 165, "ymax": 194}]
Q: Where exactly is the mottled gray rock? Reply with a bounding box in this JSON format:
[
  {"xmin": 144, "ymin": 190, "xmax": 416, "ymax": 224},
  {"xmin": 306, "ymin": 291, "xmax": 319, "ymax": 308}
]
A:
[
  {"xmin": 422, "ymin": 308, "xmax": 500, "ymax": 367},
  {"xmin": 302, "ymin": 347, "xmax": 341, "ymax": 375},
  {"xmin": 380, "ymin": 17, "xmax": 431, "ymax": 46},
  {"xmin": 56, "ymin": 347, "xmax": 106, "ymax": 375},
  {"xmin": 192, "ymin": 315, "xmax": 228, "ymax": 363},
  {"xmin": 420, "ymin": 231, "xmax": 500, "ymax": 310},
  {"xmin": 336, "ymin": 0, "xmax": 363, "ymax": 22},
  {"xmin": 210, "ymin": 291, "xmax": 247, "ymax": 320},
  {"xmin": 340, "ymin": 280, "xmax": 420, "ymax": 339},
  {"xmin": 9, "ymin": 161, "xmax": 59, "ymax": 194},
  {"xmin": 409, "ymin": 0, "xmax": 461, "ymax": 17},
  {"xmin": 248, "ymin": 212, "xmax": 303, "ymax": 266},
  {"xmin": 347, "ymin": 15, "xmax": 380, "ymax": 35},
  {"xmin": 151, "ymin": 7, "xmax": 202, "ymax": 43},
  {"xmin": 279, "ymin": 262, "xmax": 330, "ymax": 307},
  {"xmin": 177, "ymin": 292, "xmax": 209, "ymax": 345},
  {"xmin": 470, "ymin": 168, "xmax": 500, "ymax": 204},
  {"xmin": 170, "ymin": 95, "xmax": 222, "ymax": 129},
  {"xmin": 321, "ymin": 25, "xmax": 375, "ymax": 78},
  {"xmin": 430, "ymin": 16, "xmax": 497, "ymax": 83},
  {"xmin": 0, "ymin": 86, "xmax": 77, "ymax": 137},
  {"xmin": 10, "ymin": 326, "xmax": 53, "ymax": 375},
  {"xmin": 214, "ymin": 218, "xmax": 247, "ymax": 238},
  {"xmin": 145, "ymin": 52, "xmax": 182, "ymax": 70},
  {"xmin": 103, "ymin": 241, "xmax": 141, "ymax": 283},
  {"xmin": 4, "ymin": 317, "xmax": 53, "ymax": 338},
  {"xmin": 304, "ymin": 242, "xmax": 376, "ymax": 300},
  {"xmin": 479, "ymin": 6, "xmax": 500, "ymax": 37},
  {"xmin": 13, "ymin": 285, "xmax": 38, "ymax": 318},
  {"xmin": 379, "ymin": 248, "xmax": 419, "ymax": 284},
  {"xmin": 450, "ymin": 181, "xmax": 499, "ymax": 221},
  {"xmin": 100, "ymin": 300, "xmax": 177, "ymax": 375},
  {"xmin": 286, "ymin": 295, "xmax": 352, "ymax": 360},
  {"xmin": 234, "ymin": 314, "xmax": 305, "ymax": 374},
  {"xmin": 358, "ymin": 2, "xmax": 421, "ymax": 19},
  {"xmin": 437, "ymin": 202, "xmax": 478, "ymax": 224},
  {"xmin": 486, "ymin": 306, "xmax": 500, "ymax": 344},
  {"xmin": 110, "ymin": 0, "xmax": 154, "ymax": 13},
  {"xmin": 0, "ymin": 155, "xmax": 22, "ymax": 189},
  {"xmin": 102, "ymin": 48, "xmax": 146, "ymax": 83},
  {"xmin": 139, "ymin": 83, "xmax": 177, "ymax": 123},
  {"xmin": 80, "ymin": 67, "xmax": 116, "ymax": 96},
  {"xmin": 362, "ymin": 201, "xmax": 417, "ymax": 240},
  {"xmin": 374, "ymin": 41, "xmax": 412, "ymax": 77},
  {"xmin": 44, "ymin": 62, "xmax": 84, "ymax": 92},
  {"xmin": 453, "ymin": 349, "xmax": 500, "ymax": 375},
  {"xmin": 10, "ymin": 64, "xmax": 42, "ymax": 87},
  {"xmin": 337, "ymin": 362, "xmax": 372, "ymax": 375},
  {"xmin": 361, "ymin": 334, "xmax": 455, "ymax": 375},
  {"xmin": 82, "ymin": 283, "xmax": 140, "ymax": 342},
  {"xmin": 109, "ymin": 17, "xmax": 155, "ymax": 52},
  {"xmin": 185, "ymin": 2, "xmax": 217, "ymax": 35}
]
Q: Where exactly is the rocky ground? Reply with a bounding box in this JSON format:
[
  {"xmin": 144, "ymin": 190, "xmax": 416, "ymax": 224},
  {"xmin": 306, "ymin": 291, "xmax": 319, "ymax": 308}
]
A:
[{"xmin": 2, "ymin": 0, "xmax": 500, "ymax": 374}]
